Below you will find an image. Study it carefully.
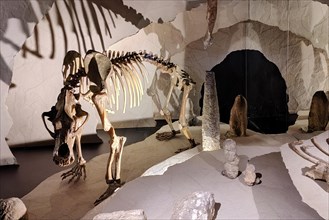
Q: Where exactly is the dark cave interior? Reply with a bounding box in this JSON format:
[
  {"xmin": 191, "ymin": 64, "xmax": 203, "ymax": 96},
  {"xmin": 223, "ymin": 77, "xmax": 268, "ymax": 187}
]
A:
[{"xmin": 200, "ymin": 50, "xmax": 298, "ymax": 134}]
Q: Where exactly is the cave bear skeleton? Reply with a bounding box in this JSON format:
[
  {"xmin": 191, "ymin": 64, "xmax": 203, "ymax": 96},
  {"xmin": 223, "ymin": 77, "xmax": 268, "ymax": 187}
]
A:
[{"xmin": 42, "ymin": 50, "xmax": 197, "ymax": 204}]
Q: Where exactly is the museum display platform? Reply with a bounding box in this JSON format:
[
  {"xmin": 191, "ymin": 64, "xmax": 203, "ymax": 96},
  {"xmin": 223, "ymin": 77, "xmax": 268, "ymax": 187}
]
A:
[{"xmin": 20, "ymin": 115, "xmax": 328, "ymax": 219}]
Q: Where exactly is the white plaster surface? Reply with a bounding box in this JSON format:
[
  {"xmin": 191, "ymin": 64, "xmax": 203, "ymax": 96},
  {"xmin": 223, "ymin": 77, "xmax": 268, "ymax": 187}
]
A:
[
  {"xmin": 281, "ymin": 131, "xmax": 329, "ymax": 219},
  {"xmin": 0, "ymin": 0, "xmax": 53, "ymax": 164},
  {"xmin": 93, "ymin": 209, "xmax": 146, "ymax": 220},
  {"xmin": 0, "ymin": 81, "xmax": 16, "ymax": 165},
  {"xmin": 83, "ymin": 135, "xmax": 322, "ymax": 220},
  {"xmin": 142, "ymin": 146, "xmax": 199, "ymax": 177}
]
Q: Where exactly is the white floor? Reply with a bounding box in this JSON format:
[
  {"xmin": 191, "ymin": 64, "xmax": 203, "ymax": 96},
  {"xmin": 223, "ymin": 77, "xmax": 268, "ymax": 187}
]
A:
[
  {"xmin": 22, "ymin": 116, "xmax": 328, "ymax": 219},
  {"xmin": 83, "ymin": 132, "xmax": 327, "ymax": 219}
]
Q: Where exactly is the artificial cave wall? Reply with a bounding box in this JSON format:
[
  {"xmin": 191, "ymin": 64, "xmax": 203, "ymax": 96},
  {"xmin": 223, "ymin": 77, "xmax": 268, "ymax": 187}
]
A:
[{"xmin": 0, "ymin": 1, "xmax": 328, "ymax": 164}]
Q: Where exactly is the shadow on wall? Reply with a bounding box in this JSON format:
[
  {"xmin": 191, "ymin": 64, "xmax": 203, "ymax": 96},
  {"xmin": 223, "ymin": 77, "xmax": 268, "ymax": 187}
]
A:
[
  {"xmin": 0, "ymin": 0, "xmax": 54, "ymax": 85},
  {"xmin": 21, "ymin": 0, "xmax": 152, "ymax": 62},
  {"xmin": 199, "ymin": 50, "xmax": 298, "ymax": 134},
  {"xmin": 140, "ymin": 0, "xmax": 206, "ymax": 118},
  {"xmin": 1, "ymin": 0, "xmax": 208, "ymax": 87},
  {"xmin": 316, "ymin": 0, "xmax": 329, "ymax": 6},
  {"xmin": 0, "ymin": 0, "xmax": 155, "ymax": 87}
]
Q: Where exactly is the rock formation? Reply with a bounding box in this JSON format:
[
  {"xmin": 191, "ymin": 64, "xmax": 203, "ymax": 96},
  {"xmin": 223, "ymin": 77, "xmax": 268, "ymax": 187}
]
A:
[
  {"xmin": 0, "ymin": 197, "xmax": 28, "ymax": 220},
  {"xmin": 171, "ymin": 191, "xmax": 216, "ymax": 220},
  {"xmin": 221, "ymin": 139, "xmax": 240, "ymax": 179},
  {"xmin": 243, "ymin": 163, "xmax": 261, "ymax": 186},
  {"xmin": 202, "ymin": 71, "xmax": 220, "ymax": 151}
]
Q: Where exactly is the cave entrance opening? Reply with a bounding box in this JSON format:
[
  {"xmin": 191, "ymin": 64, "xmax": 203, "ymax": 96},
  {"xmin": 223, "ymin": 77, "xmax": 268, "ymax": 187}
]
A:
[{"xmin": 200, "ymin": 49, "xmax": 297, "ymax": 134}]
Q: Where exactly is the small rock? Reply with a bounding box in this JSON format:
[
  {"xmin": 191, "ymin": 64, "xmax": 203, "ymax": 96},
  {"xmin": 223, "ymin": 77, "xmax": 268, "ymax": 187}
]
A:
[
  {"xmin": 243, "ymin": 163, "xmax": 261, "ymax": 186},
  {"xmin": 222, "ymin": 139, "xmax": 240, "ymax": 179},
  {"xmin": 0, "ymin": 197, "xmax": 28, "ymax": 220},
  {"xmin": 171, "ymin": 191, "xmax": 215, "ymax": 220}
]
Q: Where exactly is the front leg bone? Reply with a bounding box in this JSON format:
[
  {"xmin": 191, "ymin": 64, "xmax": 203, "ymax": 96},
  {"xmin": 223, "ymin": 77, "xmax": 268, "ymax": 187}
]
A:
[
  {"xmin": 92, "ymin": 93, "xmax": 125, "ymax": 183},
  {"xmin": 61, "ymin": 107, "xmax": 88, "ymax": 183},
  {"xmin": 61, "ymin": 162, "xmax": 86, "ymax": 183},
  {"xmin": 92, "ymin": 92, "xmax": 126, "ymax": 204},
  {"xmin": 61, "ymin": 135, "xmax": 87, "ymax": 183},
  {"xmin": 106, "ymin": 134, "xmax": 126, "ymax": 184},
  {"xmin": 94, "ymin": 180, "xmax": 122, "ymax": 206},
  {"xmin": 61, "ymin": 132, "xmax": 87, "ymax": 183},
  {"xmin": 94, "ymin": 132, "xmax": 126, "ymax": 206}
]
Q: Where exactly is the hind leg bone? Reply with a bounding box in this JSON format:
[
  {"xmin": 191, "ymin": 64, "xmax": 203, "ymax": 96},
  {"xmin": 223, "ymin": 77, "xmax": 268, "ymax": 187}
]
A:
[
  {"xmin": 156, "ymin": 79, "xmax": 181, "ymax": 140},
  {"xmin": 175, "ymin": 84, "xmax": 198, "ymax": 153}
]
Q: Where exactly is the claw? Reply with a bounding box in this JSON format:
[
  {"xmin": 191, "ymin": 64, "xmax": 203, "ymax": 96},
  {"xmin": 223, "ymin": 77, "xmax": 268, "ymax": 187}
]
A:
[
  {"xmin": 61, "ymin": 163, "xmax": 86, "ymax": 183},
  {"xmin": 94, "ymin": 181, "xmax": 124, "ymax": 206},
  {"xmin": 156, "ymin": 130, "xmax": 180, "ymax": 141},
  {"xmin": 175, "ymin": 139, "xmax": 199, "ymax": 154}
]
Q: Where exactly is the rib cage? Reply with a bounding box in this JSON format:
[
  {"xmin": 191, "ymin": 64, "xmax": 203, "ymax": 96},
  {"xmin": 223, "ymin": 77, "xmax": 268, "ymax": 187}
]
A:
[
  {"xmin": 102, "ymin": 50, "xmax": 148, "ymax": 112},
  {"xmin": 61, "ymin": 50, "xmax": 195, "ymax": 113}
]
